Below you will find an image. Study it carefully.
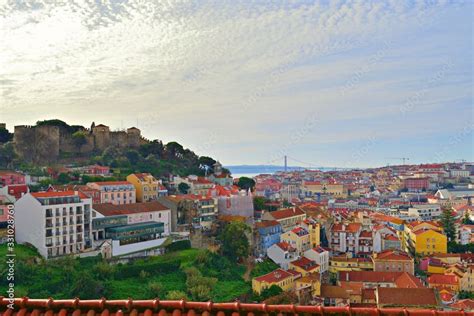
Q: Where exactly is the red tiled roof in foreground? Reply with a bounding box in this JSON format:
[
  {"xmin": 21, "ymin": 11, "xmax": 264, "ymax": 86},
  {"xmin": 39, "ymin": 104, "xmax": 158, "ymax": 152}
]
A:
[{"xmin": 2, "ymin": 298, "xmax": 473, "ymax": 315}]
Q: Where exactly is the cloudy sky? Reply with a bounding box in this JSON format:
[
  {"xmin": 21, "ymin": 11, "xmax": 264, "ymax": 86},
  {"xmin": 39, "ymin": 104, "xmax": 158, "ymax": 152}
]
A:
[{"xmin": 0, "ymin": 0, "xmax": 472, "ymax": 168}]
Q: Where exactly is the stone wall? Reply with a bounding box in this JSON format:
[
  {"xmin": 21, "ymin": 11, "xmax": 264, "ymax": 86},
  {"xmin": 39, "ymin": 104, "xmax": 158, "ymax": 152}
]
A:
[{"xmin": 13, "ymin": 123, "xmax": 146, "ymax": 164}]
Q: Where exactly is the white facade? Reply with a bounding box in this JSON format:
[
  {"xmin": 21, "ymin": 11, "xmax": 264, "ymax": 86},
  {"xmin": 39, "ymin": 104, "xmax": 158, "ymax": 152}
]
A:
[
  {"xmin": 450, "ymin": 170, "xmax": 470, "ymax": 178},
  {"xmin": 304, "ymin": 247, "xmax": 329, "ymax": 273},
  {"xmin": 126, "ymin": 210, "xmax": 171, "ymax": 235},
  {"xmin": 267, "ymin": 243, "xmax": 298, "ymax": 270},
  {"xmin": 407, "ymin": 204, "xmax": 441, "ymax": 221},
  {"xmin": 15, "ymin": 192, "xmax": 92, "ymax": 258},
  {"xmin": 458, "ymin": 225, "xmax": 474, "ymax": 245}
]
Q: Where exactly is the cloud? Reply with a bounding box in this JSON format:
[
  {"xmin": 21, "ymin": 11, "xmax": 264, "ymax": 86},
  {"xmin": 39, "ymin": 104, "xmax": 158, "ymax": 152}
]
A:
[{"xmin": 0, "ymin": 0, "xmax": 472, "ymax": 167}]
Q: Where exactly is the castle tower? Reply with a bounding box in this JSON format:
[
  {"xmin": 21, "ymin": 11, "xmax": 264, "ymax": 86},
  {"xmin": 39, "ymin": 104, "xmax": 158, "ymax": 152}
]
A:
[
  {"xmin": 92, "ymin": 124, "xmax": 111, "ymax": 150},
  {"xmin": 126, "ymin": 127, "xmax": 141, "ymax": 148}
]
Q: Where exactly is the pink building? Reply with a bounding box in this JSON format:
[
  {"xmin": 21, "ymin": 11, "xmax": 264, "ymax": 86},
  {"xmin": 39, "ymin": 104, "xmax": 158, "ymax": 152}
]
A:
[
  {"xmin": 83, "ymin": 165, "xmax": 110, "ymax": 176},
  {"xmin": 86, "ymin": 181, "xmax": 136, "ymax": 205},
  {"xmin": 0, "ymin": 171, "xmax": 25, "ymax": 186},
  {"xmin": 403, "ymin": 177, "xmax": 429, "ymax": 191}
]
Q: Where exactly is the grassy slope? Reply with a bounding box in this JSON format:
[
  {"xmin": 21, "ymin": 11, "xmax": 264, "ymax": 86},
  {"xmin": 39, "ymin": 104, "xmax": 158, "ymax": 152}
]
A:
[{"xmin": 0, "ymin": 245, "xmax": 252, "ymax": 301}]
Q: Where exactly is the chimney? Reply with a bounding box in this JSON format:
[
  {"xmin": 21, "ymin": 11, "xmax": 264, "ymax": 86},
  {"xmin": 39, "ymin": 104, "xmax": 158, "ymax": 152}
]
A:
[
  {"xmin": 293, "ymin": 207, "xmax": 296, "ymax": 213},
  {"xmin": 74, "ymin": 190, "xmax": 79, "ymax": 196}
]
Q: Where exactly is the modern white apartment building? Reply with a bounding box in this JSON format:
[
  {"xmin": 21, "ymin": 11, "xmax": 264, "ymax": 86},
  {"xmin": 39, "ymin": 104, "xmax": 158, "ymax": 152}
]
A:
[
  {"xmin": 407, "ymin": 204, "xmax": 441, "ymax": 221},
  {"xmin": 15, "ymin": 191, "xmax": 93, "ymax": 258}
]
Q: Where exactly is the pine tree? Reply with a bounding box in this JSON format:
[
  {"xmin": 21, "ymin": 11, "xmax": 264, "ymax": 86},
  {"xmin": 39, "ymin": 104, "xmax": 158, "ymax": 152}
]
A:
[{"xmin": 440, "ymin": 208, "xmax": 456, "ymax": 242}]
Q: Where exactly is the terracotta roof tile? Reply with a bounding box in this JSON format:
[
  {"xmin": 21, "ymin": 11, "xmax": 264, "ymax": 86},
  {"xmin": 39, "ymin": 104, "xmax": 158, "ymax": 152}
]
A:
[
  {"xmin": 427, "ymin": 274, "xmax": 458, "ymax": 286},
  {"xmin": 268, "ymin": 207, "xmax": 305, "ymax": 220},
  {"xmin": 93, "ymin": 201, "xmax": 169, "ymax": 216},
  {"xmin": 373, "ymin": 250, "xmax": 412, "ymax": 261},
  {"xmin": 376, "ymin": 287, "xmax": 438, "ymax": 307},
  {"xmin": 254, "ymin": 268, "xmax": 293, "ymax": 283},
  {"xmin": 1, "ymin": 297, "xmax": 467, "ymax": 315}
]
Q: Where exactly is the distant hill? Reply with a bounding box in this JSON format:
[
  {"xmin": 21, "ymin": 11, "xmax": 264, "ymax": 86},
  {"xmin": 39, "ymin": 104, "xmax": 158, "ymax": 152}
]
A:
[{"xmin": 226, "ymin": 165, "xmax": 332, "ymax": 175}]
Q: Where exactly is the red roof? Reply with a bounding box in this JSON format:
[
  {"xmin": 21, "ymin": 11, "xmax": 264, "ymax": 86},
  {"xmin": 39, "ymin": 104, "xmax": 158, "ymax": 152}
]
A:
[
  {"xmin": 373, "ymin": 250, "xmax": 412, "ymax": 261},
  {"xmin": 450, "ymin": 299, "xmax": 474, "ymax": 311},
  {"xmin": 6, "ymin": 184, "xmax": 28, "ymax": 199},
  {"xmin": 90, "ymin": 181, "xmax": 132, "ymax": 186},
  {"xmin": 255, "ymin": 220, "xmax": 280, "ymax": 228},
  {"xmin": 268, "ymin": 207, "xmax": 305, "ymax": 220},
  {"xmin": 339, "ymin": 271, "xmax": 423, "ymax": 288},
  {"xmin": 376, "ymin": 287, "xmax": 438, "ymax": 307},
  {"xmin": 290, "ymin": 256, "xmax": 319, "ymax": 271},
  {"xmin": 427, "ymin": 274, "xmax": 458, "ymax": 286},
  {"xmin": 275, "ymin": 241, "xmax": 295, "ymax": 252},
  {"xmin": 0, "ymin": 298, "xmax": 465, "ymax": 315},
  {"xmin": 31, "ymin": 190, "xmax": 89, "ymax": 199},
  {"xmin": 93, "ymin": 202, "xmax": 169, "ymax": 216},
  {"xmin": 254, "ymin": 268, "xmax": 292, "ymax": 283}
]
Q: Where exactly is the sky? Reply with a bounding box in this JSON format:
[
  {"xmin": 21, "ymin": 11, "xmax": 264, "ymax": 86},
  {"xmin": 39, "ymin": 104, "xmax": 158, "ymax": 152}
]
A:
[{"xmin": 0, "ymin": 0, "xmax": 472, "ymax": 168}]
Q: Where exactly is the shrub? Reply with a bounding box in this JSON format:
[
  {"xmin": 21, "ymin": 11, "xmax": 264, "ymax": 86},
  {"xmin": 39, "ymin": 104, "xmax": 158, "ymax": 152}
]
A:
[{"xmin": 166, "ymin": 240, "xmax": 191, "ymax": 252}]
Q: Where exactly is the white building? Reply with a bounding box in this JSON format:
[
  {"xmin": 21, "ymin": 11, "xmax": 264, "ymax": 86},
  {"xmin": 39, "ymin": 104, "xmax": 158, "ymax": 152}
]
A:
[
  {"xmin": 304, "ymin": 246, "xmax": 329, "ymax": 273},
  {"xmin": 267, "ymin": 241, "xmax": 299, "ymax": 270},
  {"xmin": 450, "ymin": 169, "xmax": 470, "ymax": 178},
  {"xmin": 407, "ymin": 204, "xmax": 441, "ymax": 221},
  {"xmin": 458, "ymin": 225, "xmax": 474, "ymax": 245},
  {"xmin": 15, "ymin": 191, "xmax": 93, "ymax": 258},
  {"xmin": 91, "ymin": 201, "xmax": 172, "ymax": 257}
]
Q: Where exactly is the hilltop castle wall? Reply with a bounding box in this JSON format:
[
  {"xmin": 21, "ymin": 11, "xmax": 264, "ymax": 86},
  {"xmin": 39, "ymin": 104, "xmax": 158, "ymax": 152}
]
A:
[
  {"xmin": 13, "ymin": 123, "xmax": 145, "ymax": 164},
  {"xmin": 14, "ymin": 125, "xmax": 60, "ymax": 163}
]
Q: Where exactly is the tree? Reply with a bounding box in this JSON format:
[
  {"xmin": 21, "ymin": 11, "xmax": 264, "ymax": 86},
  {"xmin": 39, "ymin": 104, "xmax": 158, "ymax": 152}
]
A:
[
  {"xmin": 198, "ymin": 156, "xmax": 216, "ymax": 169},
  {"xmin": 72, "ymin": 131, "xmax": 87, "ymax": 148},
  {"xmin": 259, "ymin": 285, "xmax": 283, "ymax": 300},
  {"xmin": 218, "ymin": 221, "xmax": 250, "ymax": 262},
  {"xmin": 253, "ymin": 196, "xmax": 266, "ymax": 211},
  {"xmin": 125, "ymin": 149, "xmax": 141, "ymax": 166},
  {"xmin": 440, "ymin": 208, "xmax": 456, "ymax": 242},
  {"xmin": 69, "ymin": 272, "xmax": 106, "ymax": 299},
  {"xmin": 0, "ymin": 127, "xmax": 12, "ymax": 143},
  {"xmin": 147, "ymin": 281, "xmax": 163, "ymax": 298},
  {"xmin": 462, "ymin": 212, "xmax": 474, "ymax": 225},
  {"xmin": 0, "ymin": 143, "xmax": 17, "ymax": 168},
  {"xmin": 178, "ymin": 183, "xmax": 190, "ymax": 194},
  {"xmin": 237, "ymin": 177, "xmax": 255, "ymax": 191},
  {"xmin": 56, "ymin": 173, "xmax": 71, "ymax": 185},
  {"xmin": 166, "ymin": 290, "xmax": 188, "ymax": 300}
]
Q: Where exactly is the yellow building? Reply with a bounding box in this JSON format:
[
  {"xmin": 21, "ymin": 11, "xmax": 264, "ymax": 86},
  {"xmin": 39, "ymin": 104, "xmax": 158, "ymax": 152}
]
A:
[
  {"xmin": 446, "ymin": 264, "xmax": 474, "ymax": 292},
  {"xmin": 302, "ymin": 181, "xmax": 347, "ymax": 197},
  {"xmin": 406, "ymin": 229, "xmax": 447, "ymax": 256},
  {"xmin": 329, "ymin": 256, "xmax": 373, "ymax": 273},
  {"xmin": 252, "ymin": 269, "xmax": 297, "ymax": 295},
  {"xmin": 296, "ymin": 273, "xmax": 321, "ymax": 298},
  {"xmin": 427, "ymin": 262, "xmax": 446, "ymax": 275},
  {"xmin": 281, "ymin": 226, "xmax": 311, "ymax": 255},
  {"xmin": 262, "ymin": 207, "xmax": 306, "ymax": 232},
  {"xmin": 127, "ymin": 173, "xmax": 161, "ymax": 202},
  {"xmin": 301, "ymin": 217, "xmax": 321, "ymax": 248},
  {"xmin": 403, "ymin": 221, "xmax": 447, "ymax": 256}
]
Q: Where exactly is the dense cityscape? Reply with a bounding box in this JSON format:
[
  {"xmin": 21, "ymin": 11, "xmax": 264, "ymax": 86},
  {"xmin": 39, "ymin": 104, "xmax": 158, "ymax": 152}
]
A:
[{"xmin": 0, "ymin": 120, "xmax": 473, "ymax": 312}]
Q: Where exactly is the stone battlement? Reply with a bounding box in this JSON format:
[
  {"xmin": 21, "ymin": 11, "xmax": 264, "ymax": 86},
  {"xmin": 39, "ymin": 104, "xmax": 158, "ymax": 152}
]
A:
[{"xmin": 13, "ymin": 122, "xmax": 146, "ymax": 164}]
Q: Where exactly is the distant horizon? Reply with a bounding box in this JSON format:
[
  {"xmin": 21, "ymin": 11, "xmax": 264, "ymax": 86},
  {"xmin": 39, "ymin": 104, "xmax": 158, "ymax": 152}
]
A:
[{"xmin": 1, "ymin": 118, "xmax": 473, "ymax": 169}]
